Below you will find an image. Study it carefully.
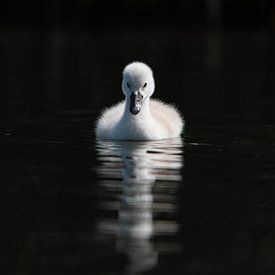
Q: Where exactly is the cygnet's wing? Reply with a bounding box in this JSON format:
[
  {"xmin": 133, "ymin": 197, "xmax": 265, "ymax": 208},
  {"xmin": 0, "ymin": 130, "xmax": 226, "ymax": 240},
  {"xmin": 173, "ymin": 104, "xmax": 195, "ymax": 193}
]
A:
[
  {"xmin": 150, "ymin": 99, "xmax": 184, "ymax": 137},
  {"xmin": 95, "ymin": 101, "xmax": 125, "ymax": 139}
]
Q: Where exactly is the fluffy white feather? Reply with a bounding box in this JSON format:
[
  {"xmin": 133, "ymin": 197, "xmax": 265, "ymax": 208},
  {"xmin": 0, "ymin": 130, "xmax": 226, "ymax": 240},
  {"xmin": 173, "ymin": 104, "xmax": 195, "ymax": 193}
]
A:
[{"xmin": 96, "ymin": 62, "xmax": 184, "ymax": 141}]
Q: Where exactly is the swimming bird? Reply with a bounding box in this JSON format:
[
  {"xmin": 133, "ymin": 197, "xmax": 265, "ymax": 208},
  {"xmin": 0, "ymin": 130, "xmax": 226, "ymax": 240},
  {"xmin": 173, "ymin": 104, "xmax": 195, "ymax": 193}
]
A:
[{"xmin": 96, "ymin": 62, "xmax": 183, "ymax": 140}]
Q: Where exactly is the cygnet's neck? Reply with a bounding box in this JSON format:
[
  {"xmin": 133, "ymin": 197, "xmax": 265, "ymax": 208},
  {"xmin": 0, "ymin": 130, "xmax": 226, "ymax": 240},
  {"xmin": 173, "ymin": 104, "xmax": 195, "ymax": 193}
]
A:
[{"xmin": 123, "ymin": 97, "xmax": 151, "ymax": 120}]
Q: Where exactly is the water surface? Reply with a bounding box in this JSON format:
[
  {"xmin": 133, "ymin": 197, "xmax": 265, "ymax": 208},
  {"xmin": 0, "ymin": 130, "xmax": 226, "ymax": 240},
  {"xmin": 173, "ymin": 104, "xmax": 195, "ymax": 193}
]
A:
[
  {"xmin": 1, "ymin": 26, "xmax": 275, "ymax": 274},
  {"xmin": 96, "ymin": 138, "xmax": 183, "ymax": 274}
]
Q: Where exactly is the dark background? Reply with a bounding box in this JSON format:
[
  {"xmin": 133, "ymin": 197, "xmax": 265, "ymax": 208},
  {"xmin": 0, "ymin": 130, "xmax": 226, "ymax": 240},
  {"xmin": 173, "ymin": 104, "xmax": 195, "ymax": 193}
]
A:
[
  {"xmin": 1, "ymin": 1, "xmax": 275, "ymax": 275},
  {"xmin": 0, "ymin": 0, "xmax": 274, "ymax": 27},
  {"xmin": 1, "ymin": 0, "xmax": 274, "ymax": 118}
]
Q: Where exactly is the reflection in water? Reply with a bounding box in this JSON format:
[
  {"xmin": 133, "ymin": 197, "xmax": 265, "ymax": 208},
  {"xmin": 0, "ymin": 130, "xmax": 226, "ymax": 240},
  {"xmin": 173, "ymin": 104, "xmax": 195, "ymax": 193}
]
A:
[{"xmin": 96, "ymin": 138, "xmax": 183, "ymax": 275}]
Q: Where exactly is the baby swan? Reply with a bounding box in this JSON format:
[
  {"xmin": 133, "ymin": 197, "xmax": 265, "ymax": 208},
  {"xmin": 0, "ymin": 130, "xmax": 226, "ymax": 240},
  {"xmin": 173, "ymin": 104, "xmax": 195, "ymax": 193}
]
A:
[{"xmin": 96, "ymin": 62, "xmax": 183, "ymax": 141}]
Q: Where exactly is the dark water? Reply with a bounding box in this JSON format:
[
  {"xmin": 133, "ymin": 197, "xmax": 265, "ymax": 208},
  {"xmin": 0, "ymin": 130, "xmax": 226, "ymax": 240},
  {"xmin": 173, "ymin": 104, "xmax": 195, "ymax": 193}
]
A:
[{"xmin": 1, "ymin": 26, "xmax": 275, "ymax": 274}]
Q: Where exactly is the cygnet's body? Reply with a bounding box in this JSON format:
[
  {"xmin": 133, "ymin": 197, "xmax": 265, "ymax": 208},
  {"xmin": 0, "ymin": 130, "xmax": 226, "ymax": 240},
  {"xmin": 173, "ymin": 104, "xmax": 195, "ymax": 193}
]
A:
[{"xmin": 96, "ymin": 62, "xmax": 183, "ymax": 141}]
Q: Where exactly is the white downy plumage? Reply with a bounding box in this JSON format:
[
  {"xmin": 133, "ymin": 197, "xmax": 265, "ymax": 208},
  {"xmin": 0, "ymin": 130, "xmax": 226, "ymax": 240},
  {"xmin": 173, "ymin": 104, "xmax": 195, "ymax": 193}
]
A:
[{"xmin": 96, "ymin": 62, "xmax": 184, "ymax": 141}]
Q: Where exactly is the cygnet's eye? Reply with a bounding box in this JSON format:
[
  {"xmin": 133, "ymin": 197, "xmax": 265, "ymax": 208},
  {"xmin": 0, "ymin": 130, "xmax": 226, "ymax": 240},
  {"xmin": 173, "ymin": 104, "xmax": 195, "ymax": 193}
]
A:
[
  {"xmin": 143, "ymin": 82, "xmax": 147, "ymax": 88},
  {"xmin": 127, "ymin": 82, "xmax": 130, "ymax": 88}
]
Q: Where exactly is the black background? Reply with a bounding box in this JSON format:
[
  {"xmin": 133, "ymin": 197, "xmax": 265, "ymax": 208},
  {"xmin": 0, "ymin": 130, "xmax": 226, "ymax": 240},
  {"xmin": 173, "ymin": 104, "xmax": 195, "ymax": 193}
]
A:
[{"xmin": 1, "ymin": 1, "xmax": 275, "ymax": 275}]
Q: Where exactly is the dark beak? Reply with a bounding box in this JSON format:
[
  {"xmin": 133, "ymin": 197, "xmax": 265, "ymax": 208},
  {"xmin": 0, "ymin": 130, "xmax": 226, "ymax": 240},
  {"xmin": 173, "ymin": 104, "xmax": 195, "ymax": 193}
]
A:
[{"xmin": 130, "ymin": 92, "xmax": 143, "ymax": 115}]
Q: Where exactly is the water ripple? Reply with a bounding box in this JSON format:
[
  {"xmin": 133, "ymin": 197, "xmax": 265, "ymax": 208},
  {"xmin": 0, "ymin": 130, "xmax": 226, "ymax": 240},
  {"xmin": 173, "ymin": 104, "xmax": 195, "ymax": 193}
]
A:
[{"xmin": 95, "ymin": 137, "xmax": 184, "ymax": 274}]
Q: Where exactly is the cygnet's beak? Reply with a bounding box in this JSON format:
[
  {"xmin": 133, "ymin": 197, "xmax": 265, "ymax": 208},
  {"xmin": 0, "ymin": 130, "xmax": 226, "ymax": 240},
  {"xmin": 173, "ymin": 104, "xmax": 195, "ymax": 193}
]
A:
[{"xmin": 130, "ymin": 92, "xmax": 143, "ymax": 115}]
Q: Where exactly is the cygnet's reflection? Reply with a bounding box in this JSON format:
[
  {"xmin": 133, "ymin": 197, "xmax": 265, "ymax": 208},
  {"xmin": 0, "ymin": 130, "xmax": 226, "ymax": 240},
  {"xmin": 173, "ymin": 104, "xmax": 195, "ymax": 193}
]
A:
[{"xmin": 96, "ymin": 138, "xmax": 183, "ymax": 275}]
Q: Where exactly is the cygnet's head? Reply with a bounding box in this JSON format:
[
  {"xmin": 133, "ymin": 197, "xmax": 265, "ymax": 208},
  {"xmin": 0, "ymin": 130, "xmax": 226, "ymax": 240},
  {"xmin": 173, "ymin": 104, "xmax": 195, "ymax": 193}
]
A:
[{"xmin": 122, "ymin": 62, "xmax": 155, "ymax": 115}]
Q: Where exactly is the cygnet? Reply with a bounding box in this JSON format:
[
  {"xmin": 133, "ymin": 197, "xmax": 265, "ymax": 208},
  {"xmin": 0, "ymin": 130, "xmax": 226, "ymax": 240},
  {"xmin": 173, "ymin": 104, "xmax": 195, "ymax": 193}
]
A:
[{"xmin": 96, "ymin": 62, "xmax": 184, "ymax": 140}]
